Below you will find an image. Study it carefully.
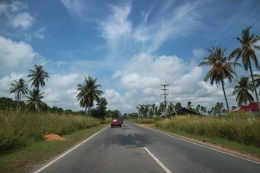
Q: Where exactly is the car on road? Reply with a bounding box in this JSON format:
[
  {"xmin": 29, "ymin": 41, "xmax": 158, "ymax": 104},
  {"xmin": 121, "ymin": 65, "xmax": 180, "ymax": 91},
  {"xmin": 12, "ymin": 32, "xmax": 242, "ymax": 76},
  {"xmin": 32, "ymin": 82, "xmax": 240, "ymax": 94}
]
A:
[{"xmin": 111, "ymin": 119, "xmax": 121, "ymax": 127}]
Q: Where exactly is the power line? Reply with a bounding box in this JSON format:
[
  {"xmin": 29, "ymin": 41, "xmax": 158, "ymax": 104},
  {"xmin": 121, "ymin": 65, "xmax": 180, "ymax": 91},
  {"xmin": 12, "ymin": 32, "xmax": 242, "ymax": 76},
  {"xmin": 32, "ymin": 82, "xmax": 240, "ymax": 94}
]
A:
[
  {"xmin": 164, "ymin": 1, "xmax": 260, "ymax": 85},
  {"xmin": 167, "ymin": 83, "xmax": 236, "ymax": 106}
]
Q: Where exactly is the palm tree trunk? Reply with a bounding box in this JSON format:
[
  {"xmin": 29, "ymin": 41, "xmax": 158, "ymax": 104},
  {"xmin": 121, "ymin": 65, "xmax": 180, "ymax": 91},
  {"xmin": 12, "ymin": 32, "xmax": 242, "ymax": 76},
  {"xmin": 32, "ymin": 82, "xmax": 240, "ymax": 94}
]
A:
[
  {"xmin": 221, "ymin": 78, "xmax": 229, "ymax": 111},
  {"xmin": 248, "ymin": 59, "xmax": 260, "ymax": 116}
]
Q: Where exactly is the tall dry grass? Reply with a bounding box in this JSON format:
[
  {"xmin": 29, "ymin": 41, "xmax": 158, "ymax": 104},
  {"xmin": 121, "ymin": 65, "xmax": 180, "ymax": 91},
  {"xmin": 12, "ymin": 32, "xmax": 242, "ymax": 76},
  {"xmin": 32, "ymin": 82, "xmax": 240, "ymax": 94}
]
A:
[
  {"xmin": 155, "ymin": 111, "xmax": 260, "ymax": 148},
  {"xmin": 0, "ymin": 110, "xmax": 100, "ymax": 154}
]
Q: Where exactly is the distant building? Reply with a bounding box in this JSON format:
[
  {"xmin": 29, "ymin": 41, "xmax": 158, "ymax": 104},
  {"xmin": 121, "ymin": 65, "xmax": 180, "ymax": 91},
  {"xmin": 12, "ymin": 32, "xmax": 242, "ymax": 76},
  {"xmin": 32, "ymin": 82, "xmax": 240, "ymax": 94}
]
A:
[{"xmin": 232, "ymin": 102, "xmax": 259, "ymax": 114}]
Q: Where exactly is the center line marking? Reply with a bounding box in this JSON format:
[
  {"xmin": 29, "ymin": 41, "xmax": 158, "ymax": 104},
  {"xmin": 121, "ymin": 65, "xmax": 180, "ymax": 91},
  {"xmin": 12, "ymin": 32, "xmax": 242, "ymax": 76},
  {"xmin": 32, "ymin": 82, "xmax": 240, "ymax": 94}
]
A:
[{"xmin": 144, "ymin": 147, "xmax": 172, "ymax": 173}]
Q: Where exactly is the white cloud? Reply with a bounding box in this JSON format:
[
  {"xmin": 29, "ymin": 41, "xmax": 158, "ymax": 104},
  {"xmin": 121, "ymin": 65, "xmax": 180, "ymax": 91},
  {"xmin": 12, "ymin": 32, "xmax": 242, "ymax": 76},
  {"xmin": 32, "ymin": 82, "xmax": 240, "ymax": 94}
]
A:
[
  {"xmin": 34, "ymin": 27, "xmax": 46, "ymax": 39},
  {"xmin": 60, "ymin": 0, "xmax": 89, "ymax": 21},
  {"xmin": 0, "ymin": 35, "xmax": 37, "ymax": 74},
  {"xmin": 0, "ymin": 1, "xmax": 26, "ymax": 14},
  {"xmin": 192, "ymin": 48, "xmax": 205, "ymax": 58},
  {"xmin": 0, "ymin": 72, "xmax": 28, "ymax": 99},
  {"xmin": 43, "ymin": 73, "xmax": 84, "ymax": 110},
  {"xmin": 118, "ymin": 53, "xmax": 185, "ymax": 89},
  {"xmin": 99, "ymin": 4, "xmax": 132, "ymax": 53},
  {"xmin": 0, "ymin": 1, "xmax": 34, "ymax": 30},
  {"xmin": 11, "ymin": 12, "xmax": 34, "ymax": 29}
]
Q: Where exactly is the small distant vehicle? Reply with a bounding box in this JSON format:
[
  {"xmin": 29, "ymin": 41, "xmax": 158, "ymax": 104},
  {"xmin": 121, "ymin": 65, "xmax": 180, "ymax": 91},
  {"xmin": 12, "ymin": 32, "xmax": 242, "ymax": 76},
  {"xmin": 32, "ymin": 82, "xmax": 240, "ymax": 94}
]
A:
[{"xmin": 111, "ymin": 119, "xmax": 121, "ymax": 128}]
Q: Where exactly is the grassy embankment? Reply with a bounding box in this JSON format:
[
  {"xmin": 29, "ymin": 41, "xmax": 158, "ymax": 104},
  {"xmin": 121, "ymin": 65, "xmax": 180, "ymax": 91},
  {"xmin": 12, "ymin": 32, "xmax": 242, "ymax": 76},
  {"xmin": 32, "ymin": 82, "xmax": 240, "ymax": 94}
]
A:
[
  {"xmin": 0, "ymin": 110, "xmax": 110, "ymax": 173},
  {"xmin": 129, "ymin": 112, "xmax": 260, "ymax": 158}
]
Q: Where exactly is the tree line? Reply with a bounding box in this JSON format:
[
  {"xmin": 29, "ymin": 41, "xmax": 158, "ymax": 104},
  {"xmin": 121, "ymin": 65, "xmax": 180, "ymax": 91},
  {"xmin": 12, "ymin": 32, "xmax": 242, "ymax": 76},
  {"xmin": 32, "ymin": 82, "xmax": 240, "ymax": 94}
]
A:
[
  {"xmin": 135, "ymin": 26, "xmax": 260, "ymax": 117},
  {"xmin": 6, "ymin": 65, "xmax": 123, "ymax": 120}
]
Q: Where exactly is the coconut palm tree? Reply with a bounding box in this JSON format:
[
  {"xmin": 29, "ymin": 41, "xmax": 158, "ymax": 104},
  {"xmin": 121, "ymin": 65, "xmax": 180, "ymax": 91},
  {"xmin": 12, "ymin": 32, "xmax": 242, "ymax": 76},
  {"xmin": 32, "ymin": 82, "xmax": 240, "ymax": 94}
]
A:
[
  {"xmin": 252, "ymin": 73, "xmax": 260, "ymax": 89},
  {"xmin": 199, "ymin": 46, "xmax": 239, "ymax": 111},
  {"xmin": 76, "ymin": 75, "xmax": 103, "ymax": 115},
  {"xmin": 232, "ymin": 76, "xmax": 254, "ymax": 106},
  {"xmin": 25, "ymin": 88, "xmax": 45, "ymax": 112},
  {"xmin": 9, "ymin": 78, "xmax": 28, "ymax": 101},
  {"xmin": 229, "ymin": 26, "xmax": 260, "ymax": 113},
  {"xmin": 28, "ymin": 65, "xmax": 49, "ymax": 90}
]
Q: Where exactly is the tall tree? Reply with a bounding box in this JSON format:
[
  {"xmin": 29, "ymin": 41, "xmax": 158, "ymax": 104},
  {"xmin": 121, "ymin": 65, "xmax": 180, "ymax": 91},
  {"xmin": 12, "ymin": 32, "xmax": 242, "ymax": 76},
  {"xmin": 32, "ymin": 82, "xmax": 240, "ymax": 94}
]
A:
[
  {"xmin": 252, "ymin": 73, "xmax": 260, "ymax": 90},
  {"xmin": 76, "ymin": 75, "xmax": 103, "ymax": 115},
  {"xmin": 28, "ymin": 65, "xmax": 49, "ymax": 89},
  {"xmin": 9, "ymin": 78, "xmax": 28, "ymax": 101},
  {"xmin": 229, "ymin": 26, "xmax": 260, "ymax": 113},
  {"xmin": 25, "ymin": 88, "xmax": 45, "ymax": 112},
  {"xmin": 91, "ymin": 97, "xmax": 107, "ymax": 120},
  {"xmin": 232, "ymin": 76, "xmax": 254, "ymax": 106},
  {"xmin": 199, "ymin": 46, "xmax": 239, "ymax": 110}
]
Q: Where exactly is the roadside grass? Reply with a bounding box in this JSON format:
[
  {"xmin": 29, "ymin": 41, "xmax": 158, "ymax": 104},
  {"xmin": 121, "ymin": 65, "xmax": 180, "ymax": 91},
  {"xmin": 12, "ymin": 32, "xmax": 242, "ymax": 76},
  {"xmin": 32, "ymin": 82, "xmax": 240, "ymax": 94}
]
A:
[
  {"xmin": 128, "ymin": 117, "xmax": 158, "ymax": 124},
  {"xmin": 129, "ymin": 112, "xmax": 260, "ymax": 160},
  {"xmin": 0, "ymin": 123, "xmax": 109, "ymax": 173},
  {"xmin": 0, "ymin": 110, "xmax": 101, "ymax": 154},
  {"xmin": 153, "ymin": 126, "xmax": 260, "ymax": 159},
  {"xmin": 154, "ymin": 114, "xmax": 260, "ymax": 148}
]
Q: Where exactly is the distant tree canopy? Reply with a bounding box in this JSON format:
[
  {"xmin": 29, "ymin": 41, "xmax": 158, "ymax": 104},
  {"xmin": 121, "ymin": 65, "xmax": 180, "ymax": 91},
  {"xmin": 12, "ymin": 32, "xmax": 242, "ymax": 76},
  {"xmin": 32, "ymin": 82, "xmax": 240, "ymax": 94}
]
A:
[{"xmin": 91, "ymin": 97, "xmax": 108, "ymax": 120}]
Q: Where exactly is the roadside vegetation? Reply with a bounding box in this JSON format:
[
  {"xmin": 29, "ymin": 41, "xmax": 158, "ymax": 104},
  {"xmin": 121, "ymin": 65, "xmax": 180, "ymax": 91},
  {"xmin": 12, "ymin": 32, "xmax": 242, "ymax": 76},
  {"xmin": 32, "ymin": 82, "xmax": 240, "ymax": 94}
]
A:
[
  {"xmin": 0, "ymin": 110, "xmax": 101, "ymax": 154},
  {"xmin": 155, "ymin": 112, "xmax": 260, "ymax": 148}
]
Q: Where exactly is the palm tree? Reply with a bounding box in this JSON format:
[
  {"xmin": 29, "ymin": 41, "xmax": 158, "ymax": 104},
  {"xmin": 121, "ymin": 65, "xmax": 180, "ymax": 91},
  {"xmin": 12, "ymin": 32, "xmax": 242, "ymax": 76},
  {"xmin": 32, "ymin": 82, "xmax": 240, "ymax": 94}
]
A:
[
  {"xmin": 9, "ymin": 78, "xmax": 28, "ymax": 101},
  {"xmin": 199, "ymin": 46, "xmax": 239, "ymax": 111},
  {"xmin": 28, "ymin": 65, "xmax": 49, "ymax": 90},
  {"xmin": 76, "ymin": 75, "xmax": 103, "ymax": 115},
  {"xmin": 25, "ymin": 88, "xmax": 45, "ymax": 112},
  {"xmin": 253, "ymin": 73, "xmax": 260, "ymax": 88},
  {"xmin": 232, "ymin": 76, "xmax": 254, "ymax": 106},
  {"xmin": 229, "ymin": 26, "xmax": 260, "ymax": 113}
]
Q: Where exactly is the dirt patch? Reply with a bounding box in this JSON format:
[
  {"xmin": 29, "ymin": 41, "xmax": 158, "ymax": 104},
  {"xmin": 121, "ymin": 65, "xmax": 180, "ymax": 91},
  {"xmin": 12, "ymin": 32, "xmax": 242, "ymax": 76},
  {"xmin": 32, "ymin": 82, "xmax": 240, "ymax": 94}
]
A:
[
  {"xmin": 139, "ymin": 124, "xmax": 260, "ymax": 163},
  {"xmin": 139, "ymin": 124, "xmax": 154, "ymax": 128},
  {"xmin": 44, "ymin": 134, "xmax": 65, "ymax": 141}
]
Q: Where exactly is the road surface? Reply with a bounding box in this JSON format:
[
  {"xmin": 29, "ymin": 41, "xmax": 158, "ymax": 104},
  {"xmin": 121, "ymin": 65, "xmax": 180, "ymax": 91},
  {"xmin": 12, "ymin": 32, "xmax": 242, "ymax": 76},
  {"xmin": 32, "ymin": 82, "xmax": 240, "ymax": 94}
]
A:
[{"xmin": 33, "ymin": 121, "xmax": 260, "ymax": 173}]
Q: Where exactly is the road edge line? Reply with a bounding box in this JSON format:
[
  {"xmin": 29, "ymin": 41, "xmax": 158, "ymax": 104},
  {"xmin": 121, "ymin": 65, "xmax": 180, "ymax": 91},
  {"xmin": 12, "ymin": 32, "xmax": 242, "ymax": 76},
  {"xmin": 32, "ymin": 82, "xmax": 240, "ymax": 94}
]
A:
[{"xmin": 34, "ymin": 126, "xmax": 109, "ymax": 173}]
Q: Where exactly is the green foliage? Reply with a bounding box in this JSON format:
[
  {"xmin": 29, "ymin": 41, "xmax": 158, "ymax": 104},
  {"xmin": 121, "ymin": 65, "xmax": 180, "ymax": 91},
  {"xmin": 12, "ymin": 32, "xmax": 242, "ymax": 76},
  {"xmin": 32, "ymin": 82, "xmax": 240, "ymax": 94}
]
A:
[
  {"xmin": 0, "ymin": 97, "xmax": 25, "ymax": 110},
  {"xmin": 0, "ymin": 110, "xmax": 101, "ymax": 154},
  {"xmin": 208, "ymin": 102, "xmax": 226, "ymax": 116},
  {"xmin": 91, "ymin": 97, "xmax": 107, "ymax": 120},
  {"xmin": 155, "ymin": 114, "xmax": 260, "ymax": 148},
  {"xmin": 76, "ymin": 75, "xmax": 103, "ymax": 115}
]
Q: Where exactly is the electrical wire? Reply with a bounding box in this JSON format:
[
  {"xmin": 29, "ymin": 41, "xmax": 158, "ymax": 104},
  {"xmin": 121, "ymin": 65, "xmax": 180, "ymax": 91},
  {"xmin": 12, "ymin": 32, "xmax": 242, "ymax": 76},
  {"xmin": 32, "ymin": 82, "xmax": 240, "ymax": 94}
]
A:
[{"xmin": 164, "ymin": 1, "xmax": 260, "ymax": 85}]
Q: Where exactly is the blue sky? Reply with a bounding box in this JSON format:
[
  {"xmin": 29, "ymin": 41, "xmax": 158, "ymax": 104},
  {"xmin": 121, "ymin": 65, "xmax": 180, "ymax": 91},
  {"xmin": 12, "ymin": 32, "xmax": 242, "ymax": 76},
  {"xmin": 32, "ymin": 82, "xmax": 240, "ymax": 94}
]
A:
[{"xmin": 0, "ymin": 0, "xmax": 260, "ymax": 113}]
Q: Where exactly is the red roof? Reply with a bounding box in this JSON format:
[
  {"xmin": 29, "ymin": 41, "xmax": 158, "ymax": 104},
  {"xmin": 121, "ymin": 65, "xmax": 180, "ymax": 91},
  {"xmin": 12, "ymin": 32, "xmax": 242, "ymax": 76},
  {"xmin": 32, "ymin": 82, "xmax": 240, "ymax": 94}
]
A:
[{"xmin": 232, "ymin": 102, "xmax": 259, "ymax": 112}]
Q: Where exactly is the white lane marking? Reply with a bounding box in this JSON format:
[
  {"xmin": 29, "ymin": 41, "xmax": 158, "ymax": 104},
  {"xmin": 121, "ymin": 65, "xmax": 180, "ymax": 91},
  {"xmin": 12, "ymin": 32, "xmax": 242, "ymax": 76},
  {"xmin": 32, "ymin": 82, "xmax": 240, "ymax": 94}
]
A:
[
  {"xmin": 150, "ymin": 128, "xmax": 260, "ymax": 165},
  {"xmin": 34, "ymin": 126, "xmax": 109, "ymax": 173},
  {"xmin": 144, "ymin": 147, "xmax": 172, "ymax": 173},
  {"xmin": 131, "ymin": 134, "xmax": 135, "ymax": 137}
]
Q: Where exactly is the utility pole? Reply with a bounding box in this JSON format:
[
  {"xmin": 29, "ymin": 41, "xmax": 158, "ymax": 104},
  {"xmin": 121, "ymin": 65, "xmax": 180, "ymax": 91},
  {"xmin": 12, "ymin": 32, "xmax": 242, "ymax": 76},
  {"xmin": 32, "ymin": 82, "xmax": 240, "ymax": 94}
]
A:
[{"xmin": 161, "ymin": 84, "xmax": 169, "ymax": 117}]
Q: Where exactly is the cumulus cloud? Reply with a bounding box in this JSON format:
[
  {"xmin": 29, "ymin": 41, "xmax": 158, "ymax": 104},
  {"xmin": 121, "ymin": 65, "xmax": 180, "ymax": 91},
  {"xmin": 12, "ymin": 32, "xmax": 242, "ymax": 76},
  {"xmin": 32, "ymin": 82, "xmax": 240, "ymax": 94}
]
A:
[
  {"xmin": 0, "ymin": 72, "xmax": 28, "ymax": 99},
  {"xmin": 43, "ymin": 73, "xmax": 84, "ymax": 110},
  {"xmin": 0, "ymin": 35, "xmax": 37, "ymax": 74},
  {"xmin": 10, "ymin": 12, "xmax": 34, "ymax": 29},
  {"xmin": 118, "ymin": 53, "xmax": 184, "ymax": 89},
  {"xmin": 0, "ymin": 1, "xmax": 34, "ymax": 30}
]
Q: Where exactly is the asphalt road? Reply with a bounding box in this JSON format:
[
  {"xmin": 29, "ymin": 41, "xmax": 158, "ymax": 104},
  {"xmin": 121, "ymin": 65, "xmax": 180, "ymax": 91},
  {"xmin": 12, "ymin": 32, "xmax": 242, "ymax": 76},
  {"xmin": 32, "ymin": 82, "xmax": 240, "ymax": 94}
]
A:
[{"xmin": 33, "ymin": 121, "xmax": 260, "ymax": 173}]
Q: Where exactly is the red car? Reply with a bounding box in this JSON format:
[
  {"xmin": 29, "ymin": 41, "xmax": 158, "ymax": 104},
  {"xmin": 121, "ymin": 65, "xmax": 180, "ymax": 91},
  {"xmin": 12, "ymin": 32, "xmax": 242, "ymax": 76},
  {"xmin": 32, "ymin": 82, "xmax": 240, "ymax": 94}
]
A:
[{"xmin": 111, "ymin": 119, "xmax": 121, "ymax": 127}]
